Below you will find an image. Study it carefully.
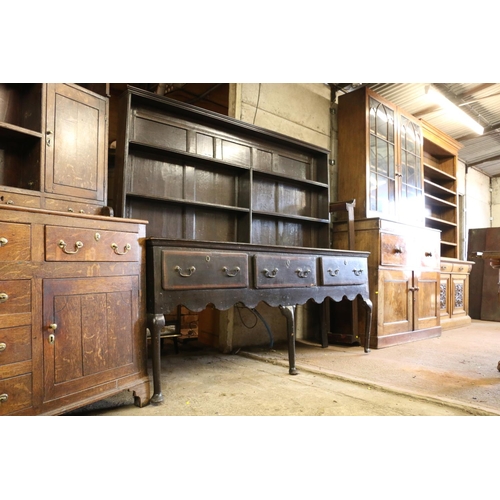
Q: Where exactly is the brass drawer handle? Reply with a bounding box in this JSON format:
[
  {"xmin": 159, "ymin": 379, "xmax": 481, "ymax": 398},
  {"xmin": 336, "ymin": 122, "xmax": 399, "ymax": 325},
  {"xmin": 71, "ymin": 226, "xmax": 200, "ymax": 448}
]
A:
[
  {"xmin": 174, "ymin": 265, "xmax": 196, "ymax": 277},
  {"xmin": 0, "ymin": 293, "xmax": 8, "ymax": 303},
  {"xmin": 59, "ymin": 240, "xmax": 83, "ymax": 254},
  {"xmin": 0, "ymin": 342, "xmax": 6, "ymax": 352},
  {"xmin": 425, "ymin": 251, "xmax": 433, "ymax": 257},
  {"xmin": 0, "ymin": 237, "xmax": 8, "ymax": 247},
  {"xmin": 328, "ymin": 268, "xmax": 340, "ymax": 277},
  {"xmin": 222, "ymin": 266, "xmax": 240, "ymax": 277},
  {"xmin": 296, "ymin": 268, "xmax": 311, "ymax": 278},
  {"xmin": 353, "ymin": 269, "xmax": 364, "ymax": 276},
  {"xmin": 394, "ymin": 246, "xmax": 403, "ymax": 254},
  {"xmin": 263, "ymin": 268, "xmax": 279, "ymax": 278},
  {"xmin": 0, "ymin": 394, "xmax": 8, "ymax": 403},
  {"xmin": 111, "ymin": 243, "xmax": 132, "ymax": 255}
]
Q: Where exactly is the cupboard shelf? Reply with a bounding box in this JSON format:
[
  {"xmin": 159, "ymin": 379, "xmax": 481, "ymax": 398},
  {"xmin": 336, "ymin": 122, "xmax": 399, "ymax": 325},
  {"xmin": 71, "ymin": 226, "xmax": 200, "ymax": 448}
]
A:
[
  {"xmin": 0, "ymin": 122, "xmax": 43, "ymax": 141},
  {"xmin": 423, "ymin": 162, "xmax": 456, "ymax": 182},
  {"xmin": 252, "ymin": 210, "xmax": 330, "ymax": 224},
  {"xmin": 126, "ymin": 192, "xmax": 250, "ymax": 213}
]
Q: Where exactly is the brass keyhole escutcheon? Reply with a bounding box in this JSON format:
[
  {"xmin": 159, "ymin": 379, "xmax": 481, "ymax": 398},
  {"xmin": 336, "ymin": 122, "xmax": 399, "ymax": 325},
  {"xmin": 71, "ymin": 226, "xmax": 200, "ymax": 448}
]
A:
[{"xmin": 48, "ymin": 323, "xmax": 57, "ymax": 344}]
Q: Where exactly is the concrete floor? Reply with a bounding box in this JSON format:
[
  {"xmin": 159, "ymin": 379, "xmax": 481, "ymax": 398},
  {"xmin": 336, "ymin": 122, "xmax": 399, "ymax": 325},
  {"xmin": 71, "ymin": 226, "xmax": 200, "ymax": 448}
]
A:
[{"xmin": 64, "ymin": 319, "xmax": 500, "ymax": 416}]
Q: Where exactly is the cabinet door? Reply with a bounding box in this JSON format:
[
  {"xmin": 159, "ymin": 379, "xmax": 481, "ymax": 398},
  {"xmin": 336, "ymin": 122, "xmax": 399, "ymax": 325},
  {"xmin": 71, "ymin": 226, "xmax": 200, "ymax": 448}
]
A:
[
  {"xmin": 368, "ymin": 96, "xmax": 397, "ymax": 219},
  {"xmin": 45, "ymin": 84, "xmax": 107, "ymax": 203},
  {"xmin": 378, "ymin": 269, "xmax": 412, "ymax": 335},
  {"xmin": 450, "ymin": 274, "xmax": 468, "ymax": 319},
  {"xmin": 413, "ymin": 271, "xmax": 440, "ymax": 330},
  {"xmin": 42, "ymin": 275, "xmax": 139, "ymax": 402},
  {"xmin": 398, "ymin": 112, "xmax": 424, "ymax": 226},
  {"xmin": 439, "ymin": 273, "xmax": 452, "ymax": 320}
]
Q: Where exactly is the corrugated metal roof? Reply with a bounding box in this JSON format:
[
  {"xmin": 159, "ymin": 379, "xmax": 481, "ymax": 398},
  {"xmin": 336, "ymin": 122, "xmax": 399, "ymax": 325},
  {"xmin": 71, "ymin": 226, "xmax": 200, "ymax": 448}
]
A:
[{"xmin": 338, "ymin": 83, "xmax": 500, "ymax": 177}]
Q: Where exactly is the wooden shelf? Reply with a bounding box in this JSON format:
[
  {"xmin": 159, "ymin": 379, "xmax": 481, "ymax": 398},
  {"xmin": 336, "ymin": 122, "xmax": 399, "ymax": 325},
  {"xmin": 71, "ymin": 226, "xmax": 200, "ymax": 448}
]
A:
[
  {"xmin": 0, "ymin": 122, "xmax": 42, "ymax": 141},
  {"xmin": 425, "ymin": 215, "xmax": 457, "ymax": 228},
  {"xmin": 424, "ymin": 192, "xmax": 457, "ymax": 208}
]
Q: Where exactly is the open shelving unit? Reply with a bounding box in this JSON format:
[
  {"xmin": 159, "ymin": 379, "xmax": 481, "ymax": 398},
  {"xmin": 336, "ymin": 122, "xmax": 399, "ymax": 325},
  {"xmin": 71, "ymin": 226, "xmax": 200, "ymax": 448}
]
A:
[
  {"xmin": 421, "ymin": 120, "xmax": 462, "ymax": 259},
  {"xmin": 113, "ymin": 86, "xmax": 331, "ymax": 248}
]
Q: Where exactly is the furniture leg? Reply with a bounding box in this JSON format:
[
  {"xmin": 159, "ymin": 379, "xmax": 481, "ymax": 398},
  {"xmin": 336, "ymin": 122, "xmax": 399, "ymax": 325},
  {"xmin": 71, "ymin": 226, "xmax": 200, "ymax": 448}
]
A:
[
  {"xmin": 280, "ymin": 305, "xmax": 298, "ymax": 375},
  {"xmin": 148, "ymin": 313, "xmax": 165, "ymax": 404},
  {"xmin": 362, "ymin": 298, "xmax": 373, "ymax": 353}
]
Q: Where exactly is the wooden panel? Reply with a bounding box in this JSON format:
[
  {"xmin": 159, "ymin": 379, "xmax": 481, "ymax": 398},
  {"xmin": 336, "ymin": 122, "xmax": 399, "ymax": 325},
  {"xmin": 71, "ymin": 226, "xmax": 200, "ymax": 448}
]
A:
[
  {"xmin": 0, "ymin": 325, "xmax": 31, "ymax": 365},
  {"xmin": 43, "ymin": 276, "xmax": 139, "ymax": 401},
  {"xmin": 414, "ymin": 271, "xmax": 440, "ymax": 330},
  {"xmin": 45, "ymin": 83, "xmax": 107, "ymax": 203},
  {"xmin": 162, "ymin": 250, "xmax": 249, "ymax": 290},
  {"xmin": 378, "ymin": 269, "xmax": 411, "ymax": 335},
  {"xmin": 132, "ymin": 113, "xmax": 188, "ymax": 151},
  {"xmin": 0, "ymin": 221, "xmax": 31, "ymax": 260}
]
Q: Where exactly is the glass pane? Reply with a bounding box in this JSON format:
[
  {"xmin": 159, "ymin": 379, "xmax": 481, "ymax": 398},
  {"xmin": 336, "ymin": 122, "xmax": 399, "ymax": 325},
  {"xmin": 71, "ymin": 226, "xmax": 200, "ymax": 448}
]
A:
[
  {"xmin": 370, "ymin": 171, "xmax": 377, "ymax": 211},
  {"xmin": 370, "ymin": 135, "xmax": 377, "ymax": 172},
  {"xmin": 369, "ymin": 98, "xmax": 395, "ymax": 143},
  {"xmin": 377, "ymin": 137, "xmax": 388, "ymax": 175},
  {"xmin": 377, "ymin": 175, "xmax": 388, "ymax": 213}
]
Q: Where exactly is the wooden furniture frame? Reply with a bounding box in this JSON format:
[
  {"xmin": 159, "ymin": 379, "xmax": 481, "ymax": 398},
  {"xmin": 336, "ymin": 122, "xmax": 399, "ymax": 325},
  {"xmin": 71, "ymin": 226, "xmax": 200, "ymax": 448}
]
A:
[
  {"xmin": 146, "ymin": 238, "xmax": 373, "ymax": 404},
  {"xmin": 0, "ymin": 205, "xmax": 149, "ymax": 415}
]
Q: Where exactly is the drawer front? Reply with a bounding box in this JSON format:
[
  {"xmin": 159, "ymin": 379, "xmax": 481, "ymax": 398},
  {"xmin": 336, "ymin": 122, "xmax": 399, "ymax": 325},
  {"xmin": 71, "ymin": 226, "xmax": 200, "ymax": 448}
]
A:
[
  {"xmin": 0, "ymin": 190, "xmax": 41, "ymax": 209},
  {"xmin": 452, "ymin": 263, "xmax": 472, "ymax": 274},
  {"xmin": 420, "ymin": 239, "xmax": 440, "ymax": 269},
  {"xmin": 162, "ymin": 250, "xmax": 249, "ymax": 290},
  {"xmin": 0, "ymin": 326, "xmax": 31, "ymax": 366},
  {"xmin": 45, "ymin": 226, "xmax": 139, "ymax": 262},
  {"xmin": 0, "ymin": 221, "xmax": 31, "ymax": 261},
  {"xmin": 0, "ymin": 373, "xmax": 32, "ymax": 416},
  {"xmin": 440, "ymin": 262, "xmax": 453, "ymax": 273},
  {"xmin": 0, "ymin": 280, "xmax": 31, "ymax": 317},
  {"xmin": 380, "ymin": 233, "xmax": 408, "ymax": 267},
  {"xmin": 254, "ymin": 254, "xmax": 317, "ymax": 288},
  {"xmin": 44, "ymin": 197, "xmax": 104, "ymax": 215},
  {"xmin": 320, "ymin": 256, "xmax": 367, "ymax": 285}
]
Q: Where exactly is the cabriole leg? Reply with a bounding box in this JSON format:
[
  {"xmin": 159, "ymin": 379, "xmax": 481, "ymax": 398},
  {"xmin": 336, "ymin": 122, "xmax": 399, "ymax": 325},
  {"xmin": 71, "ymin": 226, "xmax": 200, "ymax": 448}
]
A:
[
  {"xmin": 280, "ymin": 305, "xmax": 298, "ymax": 375},
  {"xmin": 147, "ymin": 313, "xmax": 165, "ymax": 404},
  {"xmin": 362, "ymin": 298, "xmax": 373, "ymax": 353}
]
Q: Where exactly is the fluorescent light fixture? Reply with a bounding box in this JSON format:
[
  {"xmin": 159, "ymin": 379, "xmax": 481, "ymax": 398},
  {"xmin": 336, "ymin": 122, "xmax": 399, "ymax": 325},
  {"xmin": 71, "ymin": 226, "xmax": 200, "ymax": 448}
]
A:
[{"xmin": 425, "ymin": 85, "xmax": 484, "ymax": 135}]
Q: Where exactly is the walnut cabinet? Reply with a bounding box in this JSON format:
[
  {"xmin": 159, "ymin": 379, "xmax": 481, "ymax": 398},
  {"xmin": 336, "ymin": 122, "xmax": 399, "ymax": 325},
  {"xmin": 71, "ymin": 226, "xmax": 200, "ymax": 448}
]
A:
[
  {"xmin": 0, "ymin": 206, "xmax": 149, "ymax": 416},
  {"xmin": 333, "ymin": 218, "xmax": 441, "ymax": 348}
]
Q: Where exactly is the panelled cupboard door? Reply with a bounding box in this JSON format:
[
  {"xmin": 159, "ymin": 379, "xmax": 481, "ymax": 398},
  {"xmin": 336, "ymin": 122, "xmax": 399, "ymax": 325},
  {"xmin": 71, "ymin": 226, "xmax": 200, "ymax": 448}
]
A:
[
  {"xmin": 378, "ymin": 269, "xmax": 412, "ymax": 335},
  {"xmin": 413, "ymin": 271, "xmax": 440, "ymax": 330},
  {"xmin": 45, "ymin": 83, "xmax": 107, "ymax": 203},
  {"xmin": 42, "ymin": 275, "xmax": 139, "ymax": 402}
]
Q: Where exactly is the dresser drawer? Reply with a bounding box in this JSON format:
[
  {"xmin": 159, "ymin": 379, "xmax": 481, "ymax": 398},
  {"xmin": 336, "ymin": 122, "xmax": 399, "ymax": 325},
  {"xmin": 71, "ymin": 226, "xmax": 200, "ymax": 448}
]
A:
[
  {"xmin": 45, "ymin": 226, "xmax": 140, "ymax": 262},
  {"xmin": 0, "ymin": 326, "xmax": 31, "ymax": 366},
  {"xmin": 320, "ymin": 256, "xmax": 367, "ymax": 285},
  {"xmin": 452, "ymin": 262, "xmax": 472, "ymax": 273},
  {"xmin": 380, "ymin": 233, "xmax": 408, "ymax": 267},
  {"xmin": 0, "ymin": 280, "xmax": 31, "ymax": 318},
  {"xmin": 44, "ymin": 197, "xmax": 104, "ymax": 215},
  {"xmin": 162, "ymin": 250, "xmax": 249, "ymax": 290},
  {"xmin": 0, "ymin": 221, "xmax": 31, "ymax": 261},
  {"xmin": 0, "ymin": 373, "xmax": 32, "ymax": 416},
  {"xmin": 440, "ymin": 262, "xmax": 453, "ymax": 273},
  {"xmin": 419, "ymin": 240, "xmax": 440, "ymax": 269},
  {"xmin": 254, "ymin": 254, "xmax": 317, "ymax": 288},
  {"xmin": 0, "ymin": 190, "xmax": 41, "ymax": 209}
]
